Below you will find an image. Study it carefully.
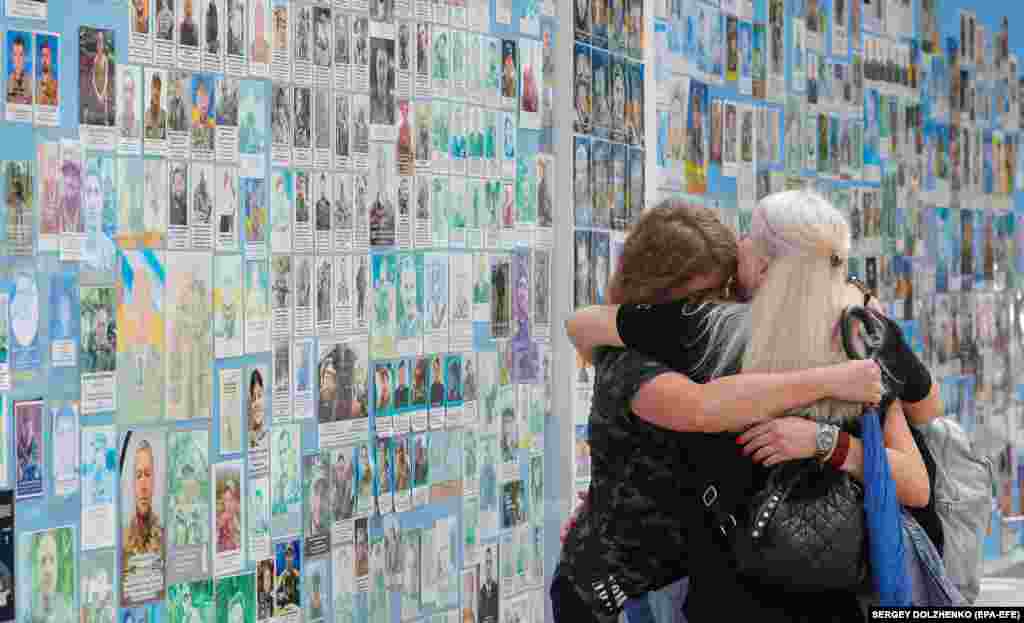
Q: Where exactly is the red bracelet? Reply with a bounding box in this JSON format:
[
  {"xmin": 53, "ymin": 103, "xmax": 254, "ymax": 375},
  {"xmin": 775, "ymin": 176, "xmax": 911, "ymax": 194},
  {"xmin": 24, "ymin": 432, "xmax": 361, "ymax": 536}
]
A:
[{"xmin": 828, "ymin": 432, "xmax": 851, "ymax": 470}]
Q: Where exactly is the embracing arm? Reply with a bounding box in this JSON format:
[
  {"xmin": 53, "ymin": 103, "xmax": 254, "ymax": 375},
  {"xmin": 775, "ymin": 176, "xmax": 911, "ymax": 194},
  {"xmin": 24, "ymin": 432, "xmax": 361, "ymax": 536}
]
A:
[
  {"xmin": 902, "ymin": 382, "xmax": 941, "ymax": 426},
  {"xmin": 566, "ymin": 305, "xmax": 622, "ymax": 364},
  {"xmin": 632, "ymin": 360, "xmax": 883, "ymax": 433},
  {"xmin": 870, "ymin": 309, "xmax": 940, "ymax": 426},
  {"xmin": 738, "ymin": 402, "xmax": 931, "ymax": 508},
  {"xmin": 834, "ymin": 402, "xmax": 931, "ymax": 508}
]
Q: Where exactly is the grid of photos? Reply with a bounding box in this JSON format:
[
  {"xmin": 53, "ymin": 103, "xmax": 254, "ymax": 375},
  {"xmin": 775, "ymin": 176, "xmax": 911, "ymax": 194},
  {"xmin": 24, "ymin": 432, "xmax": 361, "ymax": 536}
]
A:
[
  {"xmin": 571, "ymin": 0, "xmax": 648, "ymax": 501},
  {"xmin": 562, "ymin": 0, "xmax": 1024, "ymax": 557},
  {"xmin": 4, "ymin": 0, "xmax": 555, "ymax": 621}
]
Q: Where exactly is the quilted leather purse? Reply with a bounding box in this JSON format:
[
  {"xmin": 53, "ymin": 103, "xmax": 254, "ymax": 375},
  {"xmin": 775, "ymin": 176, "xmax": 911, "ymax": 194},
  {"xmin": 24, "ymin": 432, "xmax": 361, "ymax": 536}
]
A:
[{"xmin": 731, "ymin": 458, "xmax": 869, "ymax": 593}]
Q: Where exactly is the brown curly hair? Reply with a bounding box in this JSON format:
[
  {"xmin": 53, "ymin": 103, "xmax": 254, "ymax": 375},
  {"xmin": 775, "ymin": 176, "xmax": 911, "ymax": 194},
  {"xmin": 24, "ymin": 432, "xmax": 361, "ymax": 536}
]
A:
[{"xmin": 607, "ymin": 200, "xmax": 738, "ymax": 305}]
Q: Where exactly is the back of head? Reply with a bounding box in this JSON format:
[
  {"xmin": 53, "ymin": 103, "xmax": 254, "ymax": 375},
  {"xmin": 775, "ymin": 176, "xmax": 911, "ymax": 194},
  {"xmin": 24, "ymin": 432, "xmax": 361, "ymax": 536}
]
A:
[
  {"xmin": 607, "ymin": 199, "xmax": 737, "ymax": 305},
  {"xmin": 742, "ymin": 190, "xmax": 861, "ymax": 421}
]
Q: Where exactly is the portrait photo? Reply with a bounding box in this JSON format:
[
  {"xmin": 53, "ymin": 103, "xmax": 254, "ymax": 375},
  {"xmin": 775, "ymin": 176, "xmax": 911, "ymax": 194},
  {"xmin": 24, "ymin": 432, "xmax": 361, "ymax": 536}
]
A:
[
  {"xmin": 78, "ymin": 27, "xmax": 116, "ymax": 127},
  {"xmin": 35, "ymin": 33, "xmax": 59, "ymax": 109},
  {"xmin": 19, "ymin": 527, "xmax": 76, "ymax": 623},
  {"xmin": 119, "ymin": 430, "xmax": 167, "ymax": 604}
]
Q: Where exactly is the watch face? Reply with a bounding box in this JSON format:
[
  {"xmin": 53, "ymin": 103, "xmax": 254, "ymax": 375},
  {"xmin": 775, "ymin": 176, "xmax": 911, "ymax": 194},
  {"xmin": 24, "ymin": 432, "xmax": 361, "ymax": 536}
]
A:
[{"xmin": 815, "ymin": 424, "xmax": 836, "ymax": 457}]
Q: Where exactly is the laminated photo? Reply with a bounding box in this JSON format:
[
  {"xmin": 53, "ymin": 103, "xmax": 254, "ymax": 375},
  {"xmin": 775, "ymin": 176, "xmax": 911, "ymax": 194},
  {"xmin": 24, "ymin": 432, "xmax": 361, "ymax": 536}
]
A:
[
  {"xmin": 4, "ymin": 31, "xmax": 34, "ymax": 124},
  {"xmin": 165, "ymin": 252, "xmax": 213, "ymax": 421},
  {"xmin": 573, "ymin": 43, "xmax": 591, "ymax": 134},
  {"xmin": 18, "ymin": 527, "xmax": 76, "ymax": 623},
  {"xmin": 14, "ymin": 400, "xmax": 44, "ymax": 500},
  {"xmin": 120, "ymin": 429, "xmax": 167, "ymax": 605},
  {"xmin": 166, "ymin": 430, "xmax": 210, "ymax": 584},
  {"xmin": 271, "ymin": 424, "xmax": 301, "ymax": 536},
  {"xmin": 214, "ymin": 572, "xmax": 254, "ymax": 623},
  {"xmin": 116, "ymin": 249, "xmax": 166, "ymax": 424}
]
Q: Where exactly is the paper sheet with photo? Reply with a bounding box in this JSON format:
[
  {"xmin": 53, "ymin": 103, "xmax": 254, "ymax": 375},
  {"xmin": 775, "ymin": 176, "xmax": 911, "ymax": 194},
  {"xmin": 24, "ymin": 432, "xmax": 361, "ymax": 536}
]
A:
[
  {"xmin": 215, "ymin": 76, "xmax": 241, "ymax": 163},
  {"xmin": 4, "ymin": 31, "xmax": 34, "ymax": 125},
  {"xmin": 17, "ymin": 526, "xmax": 75, "ymax": 623},
  {"xmin": 164, "ymin": 251, "xmax": 213, "ymax": 421},
  {"xmin": 271, "ymin": 423, "xmax": 302, "ymax": 537},
  {"xmin": 239, "ymin": 79, "xmax": 269, "ymax": 173},
  {"xmin": 30, "ymin": 32, "xmax": 61, "ymax": 128},
  {"xmin": 50, "ymin": 400, "xmax": 80, "ymax": 497},
  {"xmin": 303, "ymin": 452, "xmax": 332, "ymax": 558},
  {"xmin": 224, "ymin": 0, "xmax": 249, "ymax": 76},
  {"xmin": 271, "ymin": 0, "xmax": 291, "ymax": 83},
  {"xmin": 167, "ymin": 429, "xmax": 212, "ymax": 584},
  {"xmin": 80, "ymin": 548, "xmax": 117, "ymax": 623},
  {"xmin": 115, "ymin": 248, "xmax": 165, "ymax": 424},
  {"xmin": 213, "ymin": 459, "xmax": 245, "ymax": 576},
  {"xmin": 250, "ymin": 476, "xmax": 271, "ymax": 562},
  {"xmin": 213, "ymin": 254, "xmax": 244, "ymax": 359},
  {"xmin": 218, "ymin": 368, "xmax": 244, "ymax": 456},
  {"xmin": 120, "ymin": 429, "xmax": 167, "ymax": 606},
  {"xmin": 13, "ymin": 399, "xmax": 43, "ymax": 502},
  {"xmin": 81, "ymin": 425, "xmax": 117, "ymax": 549},
  {"xmin": 79, "ymin": 285, "xmax": 117, "ymax": 414},
  {"xmin": 294, "ymin": 254, "xmax": 315, "ymax": 336},
  {"xmin": 78, "ymin": 27, "xmax": 119, "ymax": 149},
  {"xmin": 245, "ymin": 259, "xmax": 271, "ymax": 354},
  {"xmin": 192, "ymin": 161, "xmax": 216, "ymax": 246}
]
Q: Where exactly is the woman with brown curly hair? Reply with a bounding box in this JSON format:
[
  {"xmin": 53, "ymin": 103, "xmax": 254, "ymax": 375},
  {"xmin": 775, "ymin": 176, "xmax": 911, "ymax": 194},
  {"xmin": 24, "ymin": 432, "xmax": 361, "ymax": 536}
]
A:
[{"xmin": 552, "ymin": 200, "xmax": 883, "ymax": 623}]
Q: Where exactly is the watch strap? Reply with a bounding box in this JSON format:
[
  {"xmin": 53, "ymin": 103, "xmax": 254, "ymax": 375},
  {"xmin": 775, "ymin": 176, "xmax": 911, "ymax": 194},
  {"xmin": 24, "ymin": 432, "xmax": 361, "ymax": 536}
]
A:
[{"xmin": 828, "ymin": 432, "xmax": 852, "ymax": 470}]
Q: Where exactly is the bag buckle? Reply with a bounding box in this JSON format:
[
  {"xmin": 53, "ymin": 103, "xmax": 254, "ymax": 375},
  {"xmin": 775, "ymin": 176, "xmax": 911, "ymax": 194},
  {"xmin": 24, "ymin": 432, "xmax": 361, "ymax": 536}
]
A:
[
  {"xmin": 718, "ymin": 514, "xmax": 737, "ymax": 537},
  {"xmin": 702, "ymin": 485, "xmax": 718, "ymax": 507}
]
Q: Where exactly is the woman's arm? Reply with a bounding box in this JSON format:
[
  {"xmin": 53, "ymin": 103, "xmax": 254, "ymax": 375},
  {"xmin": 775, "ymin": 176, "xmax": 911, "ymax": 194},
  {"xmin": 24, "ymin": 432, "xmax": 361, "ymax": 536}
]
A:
[
  {"xmin": 834, "ymin": 402, "xmax": 930, "ymax": 508},
  {"xmin": 870, "ymin": 309, "xmax": 940, "ymax": 426},
  {"xmin": 631, "ymin": 359, "xmax": 883, "ymax": 433},
  {"xmin": 565, "ymin": 305, "xmax": 622, "ymax": 364},
  {"xmin": 902, "ymin": 381, "xmax": 941, "ymax": 426},
  {"xmin": 738, "ymin": 402, "xmax": 930, "ymax": 508}
]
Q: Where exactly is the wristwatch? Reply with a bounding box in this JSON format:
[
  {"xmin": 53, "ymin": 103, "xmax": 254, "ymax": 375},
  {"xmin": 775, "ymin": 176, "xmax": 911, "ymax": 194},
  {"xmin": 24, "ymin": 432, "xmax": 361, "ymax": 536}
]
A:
[{"xmin": 814, "ymin": 423, "xmax": 840, "ymax": 463}]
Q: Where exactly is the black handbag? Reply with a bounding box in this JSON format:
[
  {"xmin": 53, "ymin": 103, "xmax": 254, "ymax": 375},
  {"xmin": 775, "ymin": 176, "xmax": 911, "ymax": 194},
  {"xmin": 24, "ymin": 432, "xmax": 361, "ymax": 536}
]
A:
[{"xmin": 730, "ymin": 458, "xmax": 870, "ymax": 593}]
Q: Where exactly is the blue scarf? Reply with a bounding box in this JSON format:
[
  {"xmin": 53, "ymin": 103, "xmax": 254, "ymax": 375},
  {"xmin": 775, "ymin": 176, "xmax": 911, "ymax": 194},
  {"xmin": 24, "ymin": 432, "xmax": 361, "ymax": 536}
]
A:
[{"xmin": 862, "ymin": 406, "xmax": 912, "ymax": 606}]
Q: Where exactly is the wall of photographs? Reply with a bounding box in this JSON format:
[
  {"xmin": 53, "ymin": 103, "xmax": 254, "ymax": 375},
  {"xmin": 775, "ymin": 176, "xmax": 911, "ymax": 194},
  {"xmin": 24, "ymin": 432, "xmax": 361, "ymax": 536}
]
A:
[
  {"xmin": 0, "ymin": 0, "xmax": 563, "ymax": 621},
  {"xmin": 570, "ymin": 0, "xmax": 1024, "ymax": 569}
]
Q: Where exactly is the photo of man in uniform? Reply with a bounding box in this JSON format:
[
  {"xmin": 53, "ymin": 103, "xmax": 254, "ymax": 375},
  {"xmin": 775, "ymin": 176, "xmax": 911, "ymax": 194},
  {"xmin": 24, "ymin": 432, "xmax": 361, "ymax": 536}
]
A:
[
  {"xmin": 36, "ymin": 38, "xmax": 59, "ymax": 107},
  {"xmin": 205, "ymin": 0, "xmax": 219, "ymax": 54},
  {"xmin": 274, "ymin": 543, "xmax": 300, "ymax": 613},
  {"xmin": 179, "ymin": 0, "xmax": 199, "ymax": 47},
  {"xmin": 169, "ymin": 164, "xmax": 188, "ymax": 226},
  {"xmin": 477, "ymin": 546, "xmax": 498, "ymax": 623},
  {"xmin": 134, "ymin": 0, "xmax": 150, "ymax": 34},
  {"xmin": 145, "ymin": 71, "xmax": 167, "ymax": 140},
  {"xmin": 60, "ymin": 159, "xmax": 83, "ymax": 233},
  {"xmin": 119, "ymin": 69, "xmax": 138, "ymax": 138},
  {"xmin": 156, "ymin": 0, "xmax": 175, "ymax": 40},
  {"xmin": 121, "ymin": 438, "xmax": 165, "ymax": 600},
  {"xmin": 79, "ymin": 29, "xmax": 115, "ymax": 126},
  {"xmin": 7, "ymin": 34, "xmax": 32, "ymax": 106}
]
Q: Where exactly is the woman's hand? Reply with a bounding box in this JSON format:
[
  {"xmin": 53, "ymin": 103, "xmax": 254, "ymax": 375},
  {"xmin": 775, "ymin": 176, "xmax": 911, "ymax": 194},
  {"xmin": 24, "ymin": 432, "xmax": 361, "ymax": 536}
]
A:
[
  {"xmin": 738, "ymin": 417, "xmax": 819, "ymax": 466},
  {"xmin": 824, "ymin": 359, "xmax": 883, "ymax": 405},
  {"xmin": 560, "ymin": 491, "xmax": 588, "ymax": 544}
]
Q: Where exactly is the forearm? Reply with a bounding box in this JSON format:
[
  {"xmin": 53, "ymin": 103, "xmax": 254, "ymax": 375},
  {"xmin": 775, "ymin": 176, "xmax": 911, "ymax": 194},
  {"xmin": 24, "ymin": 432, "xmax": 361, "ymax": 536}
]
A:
[
  {"xmin": 634, "ymin": 366, "xmax": 838, "ymax": 433},
  {"xmin": 565, "ymin": 305, "xmax": 623, "ymax": 363},
  {"xmin": 836, "ymin": 438, "xmax": 931, "ymax": 508},
  {"xmin": 903, "ymin": 381, "xmax": 940, "ymax": 426}
]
